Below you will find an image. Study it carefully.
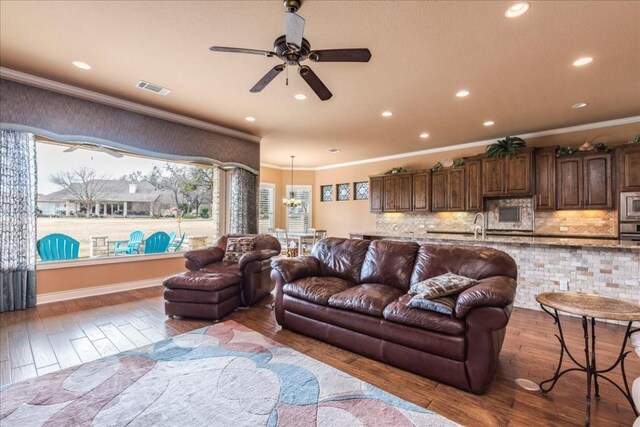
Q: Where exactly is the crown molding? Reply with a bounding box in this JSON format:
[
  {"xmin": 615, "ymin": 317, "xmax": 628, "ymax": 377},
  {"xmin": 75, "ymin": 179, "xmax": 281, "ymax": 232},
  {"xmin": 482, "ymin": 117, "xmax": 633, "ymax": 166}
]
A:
[
  {"xmin": 0, "ymin": 67, "xmax": 261, "ymax": 144},
  {"xmin": 261, "ymin": 116, "xmax": 640, "ymax": 171}
]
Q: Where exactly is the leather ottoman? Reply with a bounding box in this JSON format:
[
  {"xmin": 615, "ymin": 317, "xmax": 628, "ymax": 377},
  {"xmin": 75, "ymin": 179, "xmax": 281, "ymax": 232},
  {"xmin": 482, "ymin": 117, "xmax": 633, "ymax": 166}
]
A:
[{"xmin": 163, "ymin": 271, "xmax": 242, "ymax": 320}]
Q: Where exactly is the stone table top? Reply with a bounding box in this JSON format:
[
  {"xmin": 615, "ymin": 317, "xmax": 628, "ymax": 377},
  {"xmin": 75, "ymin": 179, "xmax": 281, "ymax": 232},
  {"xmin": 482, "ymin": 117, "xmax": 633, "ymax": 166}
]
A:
[{"xmin": 536, "ymin": 292, "xmax": 640, "ymax": 321}]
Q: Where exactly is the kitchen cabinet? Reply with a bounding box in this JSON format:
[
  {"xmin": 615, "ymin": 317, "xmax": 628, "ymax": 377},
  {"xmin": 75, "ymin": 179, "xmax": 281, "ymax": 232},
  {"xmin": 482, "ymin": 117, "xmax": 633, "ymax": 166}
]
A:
[
  {"xmin": 431, "ymin": 168, "xmax": 465, "ymax": 212},
  {"xmin": 465, "ymin": 157, "xmax": 483, "ymax": 211},
  {"xmin": 412, "ymin": 171, "xmax": 431, "ymax": 211},
  {"xmin": 482, "ymin": 148, "xmax": 534, "ymax": 197},
  {"xmin": 369, "ymin": 176, "xmax": 384, "ymax": 212},
  {"xmin": 535, "ymin": 147, "xmax": 556, "ymax": 210},
  {"xmin": 556, "ymin": 152, "xmax": 613, "ymax": 210},
  {"xmin": 383, "ymin": 174, "xmax": 412, "ymax": 212},
  {"xmin": 618, "ymin": 144, "xmax": 640, "ymax": 191}
]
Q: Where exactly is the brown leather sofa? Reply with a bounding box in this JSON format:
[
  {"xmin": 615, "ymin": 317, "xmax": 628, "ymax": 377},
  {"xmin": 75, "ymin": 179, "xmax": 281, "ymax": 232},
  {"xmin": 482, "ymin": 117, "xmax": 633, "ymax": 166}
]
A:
[
  {"xmin": 182, "ymin": 233, "xmax": 281, "ymax": 306},
  {"xmin": 271, "ymin": 237, "xmax": 518, "ymax": 394}
]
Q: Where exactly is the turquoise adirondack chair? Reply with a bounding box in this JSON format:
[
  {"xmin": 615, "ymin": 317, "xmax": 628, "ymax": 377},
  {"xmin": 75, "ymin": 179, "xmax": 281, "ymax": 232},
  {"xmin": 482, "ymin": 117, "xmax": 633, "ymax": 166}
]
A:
[
  {"xmin": 144, "ymin": 231, "xmax": 171, "ymax": 254},
  {"xmin": 168, "ymin": 233, "xmax": 186, "ymax": 252},
  {"xmin": 113, "ymin": 230, "xmax": 144, "ymax": 255},
  {"xmin": 37, "ymin": 233, "xmax": 80, "ymax": 261},
  {"xmin": 167, "ymin": 231, "xmax": 177, "ymax": 246}
]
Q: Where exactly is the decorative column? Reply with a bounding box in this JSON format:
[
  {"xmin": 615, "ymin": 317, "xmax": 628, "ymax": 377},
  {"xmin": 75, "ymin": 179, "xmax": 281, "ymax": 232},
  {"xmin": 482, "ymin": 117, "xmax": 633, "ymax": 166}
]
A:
[
  {"xmin": 229, "ymin": 167, "xmax": 258, "ymax": 234},
  {"xmin": 123, "ymin": 201, "xmax": 127, "ymax": 217}
]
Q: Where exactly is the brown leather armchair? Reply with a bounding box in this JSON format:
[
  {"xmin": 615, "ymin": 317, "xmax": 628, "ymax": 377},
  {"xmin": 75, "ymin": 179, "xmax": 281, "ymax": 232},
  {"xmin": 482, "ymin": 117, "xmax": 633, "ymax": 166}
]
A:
[{"xmin": 184, "ymin": 234, "xmax": 281, "ymax": 306}]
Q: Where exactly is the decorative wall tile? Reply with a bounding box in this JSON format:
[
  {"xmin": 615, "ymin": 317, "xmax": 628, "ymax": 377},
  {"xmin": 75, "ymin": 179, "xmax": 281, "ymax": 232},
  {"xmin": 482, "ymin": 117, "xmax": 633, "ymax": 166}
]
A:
[
  {"xmin": 320, "ymin": 185, "xmax": 333, "ymax": 202},
  {"xmin": 354, "ymin": 181, "xmax": 369, "ymax": 200},
  {"xmin": 535, "ymin": 210, "xmax": 617, "ymax": 236},
  {"xmin": 336, "ymin": 183, "xmax": 350, "ymax": 201}
]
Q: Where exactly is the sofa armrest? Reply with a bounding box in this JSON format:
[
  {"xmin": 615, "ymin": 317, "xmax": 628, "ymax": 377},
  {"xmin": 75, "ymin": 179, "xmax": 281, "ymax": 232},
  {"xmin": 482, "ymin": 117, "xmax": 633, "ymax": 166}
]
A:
[
  {"xmin": 271, "ymin": 256, "xmax": 322, "ymax": 283},
  {"xmin": 454, "ymin": 276, "xmax": 517, "ymax": 319},
  {"xmin": 183, "ymin": 247, "xmax": 225, "ymax": 271},
  {"xmin": 239, "ymin": 249, "xmax": 279, "ymax": 270}
]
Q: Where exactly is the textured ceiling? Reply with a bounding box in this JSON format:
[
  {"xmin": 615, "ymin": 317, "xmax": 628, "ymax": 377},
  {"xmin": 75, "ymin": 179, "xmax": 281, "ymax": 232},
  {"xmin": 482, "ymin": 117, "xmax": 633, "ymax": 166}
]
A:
[{"xmin": 1, "ymin": 1, "xmax": 639, "ymax": 167}]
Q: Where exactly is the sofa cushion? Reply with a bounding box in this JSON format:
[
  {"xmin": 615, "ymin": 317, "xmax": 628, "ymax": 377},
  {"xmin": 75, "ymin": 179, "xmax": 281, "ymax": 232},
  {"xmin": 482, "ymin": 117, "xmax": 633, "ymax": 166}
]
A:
[
  {"xmin": 407, "ymin": 295, "xmax": 457, "ymax": 316},
  {"xmin": 283, "ymin": 276, "xmax": 356, "ymax": 305},
  {"xmin": 383, "ymin": 295, "xmax": 465, "ymax": 336},
  {"xmin": 328, "ymin": 283, "xmax": 404, "ymax": 317},
  {"xmin": 359, "ymin": 240, "xmax": 420, "ymax": 291},
  {"xmin": 223, "ymin": 236, "xmax": 255, "ymax": 263},
  {"xmin": 311, "ymin": 237, "xmax": 371, "ymax": 284},
  {"xmin": 410, "ymin": 244, "xmax": 518, "ymax": 285},
  {"xmin": 408, "ymin": 272, "xmax": 477, "ymax": 299}
]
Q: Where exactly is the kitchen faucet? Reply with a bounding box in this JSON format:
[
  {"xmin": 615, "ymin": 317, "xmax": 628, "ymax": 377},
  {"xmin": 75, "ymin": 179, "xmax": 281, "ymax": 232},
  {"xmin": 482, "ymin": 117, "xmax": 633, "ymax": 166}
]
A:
[{"xmin": 472, "ymin": 213, "xmax": 486, "ymax": 240}]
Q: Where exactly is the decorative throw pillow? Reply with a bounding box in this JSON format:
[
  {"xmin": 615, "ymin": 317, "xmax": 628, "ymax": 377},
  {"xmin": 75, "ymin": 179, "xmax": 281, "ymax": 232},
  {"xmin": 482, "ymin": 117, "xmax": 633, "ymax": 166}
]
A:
[
  {"xmin": 223, "ymin": 237, "xmax": 255, "ymax": 263},
  {"xmin": 407, "ymin": 295, "xmax": 457, "ymax": 316},
  {"xmin": 408, "ymin": 272, "xmax": 477, "ymax": 299}
]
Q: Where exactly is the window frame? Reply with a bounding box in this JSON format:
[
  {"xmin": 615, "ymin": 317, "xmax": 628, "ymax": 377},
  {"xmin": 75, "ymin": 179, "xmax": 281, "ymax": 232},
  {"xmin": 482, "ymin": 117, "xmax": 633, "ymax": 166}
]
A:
[
  {"xmin": 285, "ymin": 184, "xmax": 312, "ymax": 232},
  {"xmin": 258, "ymin": 182, "xmax": 276, "ymax": 233}
]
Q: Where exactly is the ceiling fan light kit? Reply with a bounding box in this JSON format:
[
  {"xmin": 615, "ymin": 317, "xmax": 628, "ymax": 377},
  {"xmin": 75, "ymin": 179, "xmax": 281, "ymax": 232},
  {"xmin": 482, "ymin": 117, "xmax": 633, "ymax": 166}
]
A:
[{"xmin": 209, "ymin": 0, "xmax": 371, "ymax": 101}]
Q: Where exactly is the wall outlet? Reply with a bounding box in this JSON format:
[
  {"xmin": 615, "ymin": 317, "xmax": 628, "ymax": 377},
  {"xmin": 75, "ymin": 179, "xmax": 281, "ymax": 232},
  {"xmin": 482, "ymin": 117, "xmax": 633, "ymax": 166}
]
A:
[
  {"xmin": 560, "ymin": 226, "xmax": 569, "ymax": 232},
  {"xmin": 559, "ymin": 279, "xmax": 569, "ymax": 291}
]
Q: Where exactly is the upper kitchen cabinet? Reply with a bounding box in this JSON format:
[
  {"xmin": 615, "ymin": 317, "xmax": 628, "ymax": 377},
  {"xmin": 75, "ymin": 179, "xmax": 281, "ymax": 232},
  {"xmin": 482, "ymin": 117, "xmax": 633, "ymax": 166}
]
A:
[
  {"xmin": 383, "ymin": 174, "xmax": 412, "ymax": 212},
  {"xmin": 431, "ymin": 168, "xmax": 465, "ymax": 212},
  {"xmin": 412, "ymin": 171, "xmax": 431, "ymax": 211},
  {"xmin": 369, "ymin": 176, "xmax": 384, "ymax": 213},
  {"xmin": 556, "ymin": 152, "xmax": 614, "ymax": 210},
  {"xmin": 482, "ymin": 148, "xmax": 534, "ymax": 197},
  {"xmin": 464, "ymin": 157, "xmax": 483, "ymax": 212},
  {"xmin": 617, "ymin": 143, "xmax": 640, "ymax": 191},
  {"xmin": 534, "ymin": 147, "xmax": 556, "ymax": 210}
]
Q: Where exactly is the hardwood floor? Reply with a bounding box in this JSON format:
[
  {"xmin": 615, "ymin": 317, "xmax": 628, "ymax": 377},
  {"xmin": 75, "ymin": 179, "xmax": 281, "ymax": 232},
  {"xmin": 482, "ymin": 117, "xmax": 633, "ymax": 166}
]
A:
[{"xmin": 0, "ymin": 286, "xmax": 637, "ymax": 426}]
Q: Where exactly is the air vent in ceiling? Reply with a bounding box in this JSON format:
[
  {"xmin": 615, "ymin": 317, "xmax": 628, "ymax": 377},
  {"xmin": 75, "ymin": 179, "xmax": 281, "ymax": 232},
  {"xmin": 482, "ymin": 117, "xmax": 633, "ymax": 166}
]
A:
[{"xmin": 135, "ymin": 80, "xmax": 171, "ymax": 96}]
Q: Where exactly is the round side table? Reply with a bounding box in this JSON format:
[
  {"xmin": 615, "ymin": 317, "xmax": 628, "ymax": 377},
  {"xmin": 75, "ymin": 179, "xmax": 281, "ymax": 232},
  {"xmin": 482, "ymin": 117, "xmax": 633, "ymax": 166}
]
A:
[{"xmin": 536, "ymin": 292, "xmax": 640, "ymax": 426}]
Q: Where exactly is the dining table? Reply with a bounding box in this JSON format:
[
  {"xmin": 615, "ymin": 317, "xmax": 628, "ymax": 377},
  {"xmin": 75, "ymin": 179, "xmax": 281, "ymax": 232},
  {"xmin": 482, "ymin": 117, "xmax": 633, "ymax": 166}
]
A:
[{"xmin": 274, "ymin": 230, "xmax": 327, "ymax": 255}]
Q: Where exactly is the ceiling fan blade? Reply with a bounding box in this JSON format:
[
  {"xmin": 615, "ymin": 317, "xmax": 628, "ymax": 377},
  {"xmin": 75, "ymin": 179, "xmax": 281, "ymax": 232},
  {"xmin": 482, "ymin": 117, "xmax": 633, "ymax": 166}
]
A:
[
  {"xmin": 285, "ymin": 12, "xmax": 305, "ymax": 50},
  {"xmin": 209, "ymin": 46, "xmax": 275, "ymax": 57},
  {"xmin": 250, "ymin": 65, "xmax": 285, "ymax": 93},
  {"xmin": 298, "ymin": 66, "xmax": 332, "ymax": 101},
  {"xmin": 62, "ymin": 146, "xmax": 78, "ymax": 153},
  {"xmin": 96, "ymin": 146, "xmax": 124, "ymax": 158},
  {"xmin": 309, "ymin": 49, "xmax": 372, "ymax": 62}
]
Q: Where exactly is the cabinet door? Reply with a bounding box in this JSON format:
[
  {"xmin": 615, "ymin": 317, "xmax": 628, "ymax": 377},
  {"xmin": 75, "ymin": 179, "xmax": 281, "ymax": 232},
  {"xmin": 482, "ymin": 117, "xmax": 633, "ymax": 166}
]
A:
[
  {"xmin": 369, "ymin": 177, "xmax": 384, "ymax": 213},
  {"xmin": 448, "ymin": 169, "xmax": 466, "ymax": 211},
  {"xmin": 584, "ymin": 154, "xmax": 613, "ymax": 209},
  {"xmin": 431, "ymin": 171, "xmax": 448, "ymax": 212},
  {"xmin": 619, "ymin": 144, "xmax": 640, "ymax": 191},
  {"xmin": 465, "ymin": 159, "xmax": 483, "ymax": 211},
  {"xmin": 505, "ymin": 151, "xmax": 533, "ymax": 195},
  {"xmin": 557, "ymin": 157, "xmax": 583, "ymax": 209},
  {"xmin": 535, "ymin": 148, "xmax": 556, "ymax": 210},
  {"xmin": 397, "ymin": 174, "xmax": 413, "ymax": 211},
  {"xmin": 383, "ymin": 176, "xmax": 398, "ymax": 212},
  {"xmin": 482, "ymin": 157, "xmax": 504, "ymax": 196},
  {"xmin": 412, "ymin": 172, "xmax": 430, "ymax": 211}
]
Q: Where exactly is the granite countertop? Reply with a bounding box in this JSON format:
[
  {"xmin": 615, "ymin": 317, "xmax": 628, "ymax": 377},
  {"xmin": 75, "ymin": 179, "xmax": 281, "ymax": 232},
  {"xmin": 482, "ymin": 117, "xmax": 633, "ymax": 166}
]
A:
[{"xmin": 349, "ymin": 231, "xmax": 640, "ymax": 250}]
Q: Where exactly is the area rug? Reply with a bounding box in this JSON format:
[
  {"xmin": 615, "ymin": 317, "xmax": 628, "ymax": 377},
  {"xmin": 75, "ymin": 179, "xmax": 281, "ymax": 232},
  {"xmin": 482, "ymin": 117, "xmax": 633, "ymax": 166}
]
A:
[{"xmin": 0, "ymin": 320, "xmax": 458, "ymax": 426}]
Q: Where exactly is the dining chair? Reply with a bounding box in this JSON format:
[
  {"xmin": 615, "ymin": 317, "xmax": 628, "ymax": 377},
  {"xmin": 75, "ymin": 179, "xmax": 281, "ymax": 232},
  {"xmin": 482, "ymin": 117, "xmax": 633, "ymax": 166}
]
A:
[{"xmin": 274, "ymin": 228, "xmax": 291, "ymax": 256}]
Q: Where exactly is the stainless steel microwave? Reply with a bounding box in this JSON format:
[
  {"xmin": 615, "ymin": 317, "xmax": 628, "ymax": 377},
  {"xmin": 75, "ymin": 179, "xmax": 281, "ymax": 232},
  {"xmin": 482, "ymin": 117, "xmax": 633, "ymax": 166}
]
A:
[{"xmin": 620, "ymin": 192, "xmax": 640, "ymax": 222}]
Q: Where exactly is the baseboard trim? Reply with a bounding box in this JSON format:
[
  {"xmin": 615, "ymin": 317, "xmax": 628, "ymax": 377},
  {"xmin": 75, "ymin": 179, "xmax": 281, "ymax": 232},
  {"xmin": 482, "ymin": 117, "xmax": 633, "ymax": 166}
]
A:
[{"xmin": 37, "ymin": 277, "xmax": 166, "ymax": 304}]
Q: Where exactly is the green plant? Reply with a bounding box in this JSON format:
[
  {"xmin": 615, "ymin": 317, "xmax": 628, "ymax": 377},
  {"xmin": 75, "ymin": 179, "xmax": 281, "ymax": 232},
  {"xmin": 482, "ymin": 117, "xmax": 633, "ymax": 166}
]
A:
[
  {"xmin": 430, "ymin": 162, "xmax": 443, "ymax": 172},
  {"xmin": 556, "ymin": 146, "xmax": 574, "ymax": 157},
  {"xmin": 629, "ymin": 133, "xmax": 640, "ymax": 144},
  {"xmin": 385, "ymin": 167, "xmax": 411, "ymax": 174},
  {"xmin": 452, "ymin": 158, "xmax": 465, "ymax": 168},
  {"xmin": 486, "ymin": 136, "xmax": 526, "ymax": 158}
]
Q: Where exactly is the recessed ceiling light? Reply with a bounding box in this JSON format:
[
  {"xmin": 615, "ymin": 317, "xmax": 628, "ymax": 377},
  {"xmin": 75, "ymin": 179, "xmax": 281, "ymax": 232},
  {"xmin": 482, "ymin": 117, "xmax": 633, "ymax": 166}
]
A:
[
  {"xmin": 328, "ymin": 148, "xmax": 340, "ymax": 153},
  {"xmin": 72, "ymin": 61, "xmax": 92, "ymax": 70},
  {"xmin": 484, "ymin": 121, "xmax": 495, "ymax": 126},
  {"xmin": 456, "ymin": 90, "xmax": 470, "ymax": 98},
  {"xmin": 245, "ymin": 116, "xmax": 256, "ymax": 122},
  {"xmin": 572, "ymin": 102, "xmax": 588, "ymax": 109},
  {"xmin": 505, "ymin": 2, "xmax": 530, "ymax": 18},
  {"xmin": 419, "ymin": 133, "xmax": 430, "ymax": 139},
  {"xmin": 572, "ymin": 57, "xmax": 593, "ymax": 67},
  {"xmin": 294, "ymin": 93, "xmax": 307, "ymax": 100},
  {"xmin": 381, "ymin": 111, "xmax": 393, "ymax": 117}
]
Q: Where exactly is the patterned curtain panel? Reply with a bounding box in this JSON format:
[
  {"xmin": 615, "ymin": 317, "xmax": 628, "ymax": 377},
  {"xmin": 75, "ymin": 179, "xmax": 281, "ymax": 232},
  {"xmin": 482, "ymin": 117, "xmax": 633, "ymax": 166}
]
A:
[
  {"xmin": 0, "ymin": 130, "xmax": 37, "ymax": 312},
  {"xmin": 229, "ymin": 168, "xmax": 258, "ymax": 234}
]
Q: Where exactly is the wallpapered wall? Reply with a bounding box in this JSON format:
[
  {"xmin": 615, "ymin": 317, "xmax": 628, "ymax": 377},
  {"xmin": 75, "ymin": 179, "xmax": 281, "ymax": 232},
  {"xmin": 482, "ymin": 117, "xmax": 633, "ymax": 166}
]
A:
[{"xmin": 0, "ymin": 79, "xmax": 260, "ymax": 171}]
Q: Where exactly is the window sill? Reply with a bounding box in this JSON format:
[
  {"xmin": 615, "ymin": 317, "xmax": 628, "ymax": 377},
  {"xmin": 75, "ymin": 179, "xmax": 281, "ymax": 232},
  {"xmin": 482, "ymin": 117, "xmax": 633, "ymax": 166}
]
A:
[{"xmin": 36, "ymin": 252, "xmax": 185, "ymax": 270}]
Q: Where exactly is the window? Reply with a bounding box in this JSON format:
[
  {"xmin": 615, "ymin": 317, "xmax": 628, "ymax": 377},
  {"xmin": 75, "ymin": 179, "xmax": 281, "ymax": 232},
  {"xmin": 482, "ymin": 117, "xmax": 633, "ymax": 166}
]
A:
[
  {"xmin": 354, "ymin": 181, "xmax": 369, "ymax": 200},
  {"xmin": 336, "ymin": 183, "xmax": 350, "ymax": 201},
  {"xmin": 286, "ymin": 185, "xmax": 312, "ymax": 232},
  {"xmin": 35, "ymin": 140, "xmax": 222, "ymax": 262},
  {"xmin": 320, "ymin": 185, "xmax": 333, "ymax": 202},
  {"xmin": 258, "ymin": 183, "xmax": 275, "ymax": 233}
]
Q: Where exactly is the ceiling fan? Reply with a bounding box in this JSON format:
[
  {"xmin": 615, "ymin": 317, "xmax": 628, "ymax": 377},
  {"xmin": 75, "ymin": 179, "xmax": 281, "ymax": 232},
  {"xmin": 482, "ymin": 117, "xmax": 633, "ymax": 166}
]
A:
[
  {"xmin": 62, "ymin": 142, "xmax": 124, "ymax": 158},
  {"xmin": 209, "ymin": 0, "xmax": 371, "ymax": 101}
]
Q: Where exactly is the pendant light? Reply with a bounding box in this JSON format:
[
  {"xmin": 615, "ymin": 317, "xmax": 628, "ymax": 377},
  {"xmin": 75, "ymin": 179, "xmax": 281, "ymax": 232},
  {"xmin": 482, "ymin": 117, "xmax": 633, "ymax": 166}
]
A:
[{"xmin": 283, "ymin": 155, "xmax": 302, "ymax": 208}]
